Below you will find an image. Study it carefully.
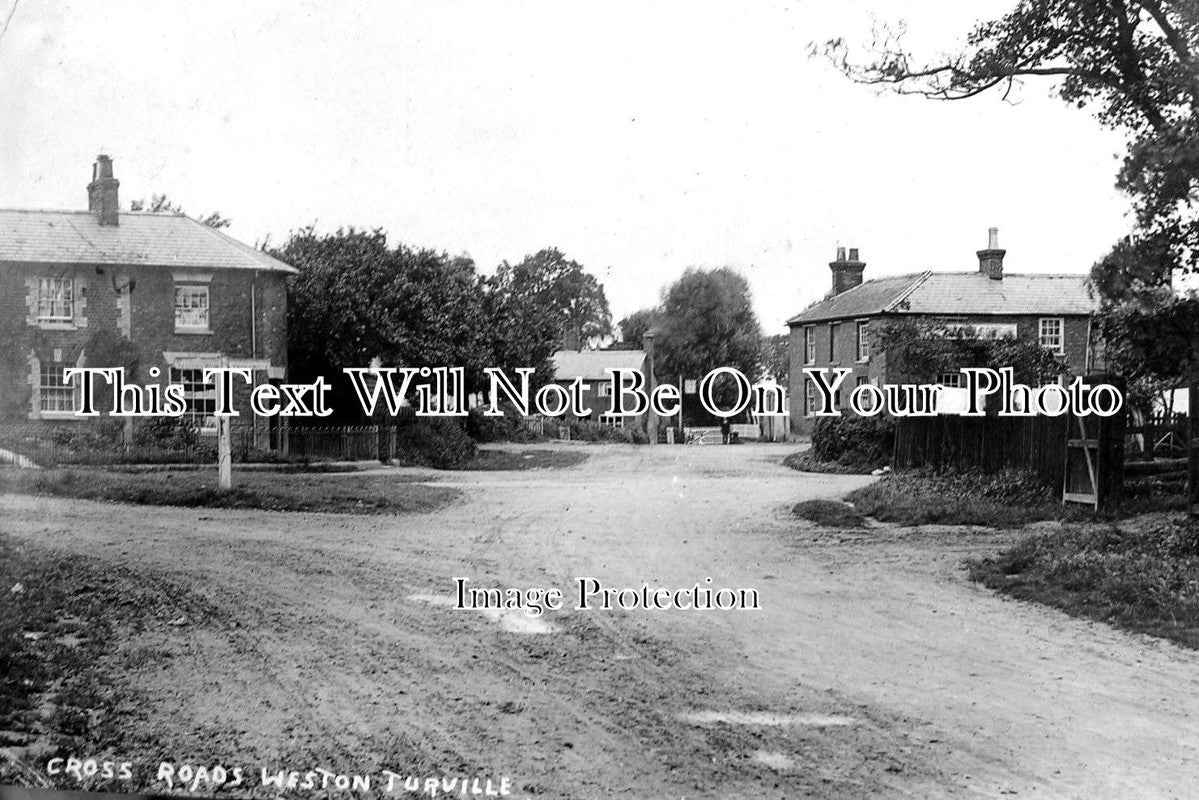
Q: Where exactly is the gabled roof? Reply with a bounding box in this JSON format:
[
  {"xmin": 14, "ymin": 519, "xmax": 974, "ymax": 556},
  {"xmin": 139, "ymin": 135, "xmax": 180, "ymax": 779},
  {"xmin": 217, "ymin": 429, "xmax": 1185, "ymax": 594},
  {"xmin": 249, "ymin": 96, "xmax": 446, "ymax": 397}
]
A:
[
  {"xmin": 551, "ymin": 349, "xmax": 647, "ymax": 381},
  {"xmin": 0, "ymin": 208, "xmax": 296, "ymax": 273},
  {"xmin": 786, "ymin": 270, "xmax": 1095, "ymax": 325}
]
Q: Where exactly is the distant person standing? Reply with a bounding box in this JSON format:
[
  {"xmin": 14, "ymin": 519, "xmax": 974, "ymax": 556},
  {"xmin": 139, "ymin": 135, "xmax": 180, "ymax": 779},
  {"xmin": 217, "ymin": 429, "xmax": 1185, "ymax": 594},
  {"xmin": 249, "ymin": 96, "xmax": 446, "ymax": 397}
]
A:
[{"xmin": 720, "ymin": 417, "xmax": 731, "ymax": 445}]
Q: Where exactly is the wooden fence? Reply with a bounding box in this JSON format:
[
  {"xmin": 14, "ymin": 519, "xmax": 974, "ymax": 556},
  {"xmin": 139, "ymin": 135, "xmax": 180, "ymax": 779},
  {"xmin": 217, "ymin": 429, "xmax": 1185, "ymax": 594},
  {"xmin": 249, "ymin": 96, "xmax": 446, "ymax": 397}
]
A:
[{"xmin": 892, "ymin": 413, "xmax": 1071, "ymax": 487}]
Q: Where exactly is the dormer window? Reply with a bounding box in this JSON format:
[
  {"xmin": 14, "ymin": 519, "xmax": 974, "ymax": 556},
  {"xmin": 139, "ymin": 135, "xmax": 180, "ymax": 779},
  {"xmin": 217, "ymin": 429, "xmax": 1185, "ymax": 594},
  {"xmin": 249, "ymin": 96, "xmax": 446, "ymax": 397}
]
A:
[
  {"xmin": 175, "ymin": 285, "xmax": 210, "ymax": 332},
  {"xmin": 37, "ymin": 278, "xmax": 74, "ymax": 322}
]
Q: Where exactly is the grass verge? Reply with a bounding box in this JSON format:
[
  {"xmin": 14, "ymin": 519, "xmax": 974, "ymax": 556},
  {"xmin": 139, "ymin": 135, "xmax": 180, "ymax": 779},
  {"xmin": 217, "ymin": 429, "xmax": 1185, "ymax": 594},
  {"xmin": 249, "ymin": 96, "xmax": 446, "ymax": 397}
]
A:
[
  {"xmin": 0, "ymin": 468, "xmax": 459, "ymax": 515},
  {"xmin": 782, "ymin": 451, "xmax": 878, "ymax": 475},
  {"xmin": 792, "ymin": 499, "xmax": 868, "ymax": 528},
  {"xmin": 463, "ymin": 449, "xmax": 588, "ymax": 471},
  {"xmin": 969, "ymin": 515, "xmax": 1199, "ymax": 648},
  {"xmin": 843, "ymin": 468, "xmax": 1097, "ymax": 527}
]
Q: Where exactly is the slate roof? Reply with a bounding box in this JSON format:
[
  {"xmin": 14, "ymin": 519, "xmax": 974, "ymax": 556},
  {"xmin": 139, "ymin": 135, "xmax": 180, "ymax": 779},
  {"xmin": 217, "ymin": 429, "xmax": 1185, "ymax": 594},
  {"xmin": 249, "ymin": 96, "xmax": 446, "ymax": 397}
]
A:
[
  {"xmin": 786, "ymin": 270, "xmax": 1095, "ymax": 325},
  {"xmin": 0, "ymin": 208, "xmax": 296, "ymax": 273},
  {"xmin": 551, "ymin": 349, "xmax": 647, "ymax": 381}
]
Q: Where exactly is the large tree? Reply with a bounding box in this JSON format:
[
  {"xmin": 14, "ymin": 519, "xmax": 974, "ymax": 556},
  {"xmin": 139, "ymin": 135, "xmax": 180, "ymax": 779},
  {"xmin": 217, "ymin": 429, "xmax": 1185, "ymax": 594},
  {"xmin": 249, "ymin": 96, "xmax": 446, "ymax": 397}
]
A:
[
  {"xmin": 276, "ymin": 228, "xmax": 493, "ymax": 416},
  {"xmin": 487, "ymin": 247, "xmax": 612, "ymax": 374},
  {"xmin": 618, "ymin": 307, "xmax": 660, "ymax": 346},
  {"xmin": 821, "ymin": 0, "xmax": 1199, "ymax": 257},
  {"xmin": 654, "ymin": 267, "xmax": 763, "ymax": 419}
]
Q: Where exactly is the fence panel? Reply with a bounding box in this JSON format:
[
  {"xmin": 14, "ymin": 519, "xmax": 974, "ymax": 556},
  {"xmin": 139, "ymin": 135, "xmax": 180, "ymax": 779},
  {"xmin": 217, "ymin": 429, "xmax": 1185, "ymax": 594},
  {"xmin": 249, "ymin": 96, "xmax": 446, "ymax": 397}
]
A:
[{"xmin": 893, "ymin": 414, "xmax": 1070, "ymax": 486}]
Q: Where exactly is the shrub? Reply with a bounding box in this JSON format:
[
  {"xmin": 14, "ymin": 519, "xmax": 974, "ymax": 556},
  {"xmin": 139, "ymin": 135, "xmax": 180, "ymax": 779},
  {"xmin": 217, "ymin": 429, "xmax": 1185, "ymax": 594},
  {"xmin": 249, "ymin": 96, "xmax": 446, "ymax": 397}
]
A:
[
  {"xmin": 395, "ymin": 418, "xmax": 477, "ymax": 469},
  {"xmin": 810, "ymin": 415, "xmax": 895, "ymax": 467},
  {"xmin": 133, "ymin": 416, "xmax": 204, "ymax": 453}
]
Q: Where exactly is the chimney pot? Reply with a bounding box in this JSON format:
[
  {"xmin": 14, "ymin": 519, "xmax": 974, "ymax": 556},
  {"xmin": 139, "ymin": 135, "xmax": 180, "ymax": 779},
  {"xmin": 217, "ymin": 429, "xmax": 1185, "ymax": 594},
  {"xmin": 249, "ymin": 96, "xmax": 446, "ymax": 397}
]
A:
[
  {"xmin": 829, "ymin": 246, "xmax": 866, "ymax": 295},
  {"xmin": 87, "ymin": 154, "xmax": 120, "ymax": 226},
  {"xmin": 977, "ymin": 226, "xmax": 1005, "ymax": 280}
]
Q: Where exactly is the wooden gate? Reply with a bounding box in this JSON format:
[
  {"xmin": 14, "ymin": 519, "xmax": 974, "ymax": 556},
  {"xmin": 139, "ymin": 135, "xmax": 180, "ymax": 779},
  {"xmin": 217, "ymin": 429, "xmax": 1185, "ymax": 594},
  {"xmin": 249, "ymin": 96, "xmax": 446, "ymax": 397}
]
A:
[{"xmin": 1062, "ymin": 377, "xmax": 1125, "ymax": 511}]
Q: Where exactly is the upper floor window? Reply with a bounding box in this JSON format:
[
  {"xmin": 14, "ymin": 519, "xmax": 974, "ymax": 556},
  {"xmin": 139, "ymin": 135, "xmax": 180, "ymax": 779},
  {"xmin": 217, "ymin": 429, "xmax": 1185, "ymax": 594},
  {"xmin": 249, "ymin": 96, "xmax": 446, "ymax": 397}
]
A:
[
  {"xmin": 804, "ymin": 326, "xmax": 815, "ymax": 365},
  {"xmin": 856, "ymin": 321, "xmax": 870, "ymax": 362},
  {"xmin": 175, "ymin": 285, "xmax": 210, "ymax": 331},
  {"xmin": 38, "ymin": 278, "xmax": 74, "ymax": 322},
  {"xmin": 1038, "ymin": 318, "xmax": 1064, "ymax": 354},
  {"xmin": 828, "ymin": 323, "xmax": 839, "ymax": 362}
]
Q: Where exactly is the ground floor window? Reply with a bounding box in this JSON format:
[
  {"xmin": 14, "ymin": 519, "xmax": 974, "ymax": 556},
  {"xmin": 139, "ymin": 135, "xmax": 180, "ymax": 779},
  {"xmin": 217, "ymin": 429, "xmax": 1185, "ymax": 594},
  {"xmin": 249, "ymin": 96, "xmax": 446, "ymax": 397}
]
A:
[
  {"xmin": 598, "ymin": 414, "xmax": 624, "ymax": 429},
  {"xmin": 169, "ymin": 367, "xmax": 216, "ymax": 428},
  {"xmin": 936, "ymin": 371, "xmax": 965, "ymax": 388},
  {"xmin": 39, "ymin": 361, "xmax": 75, "ymax": 413}
]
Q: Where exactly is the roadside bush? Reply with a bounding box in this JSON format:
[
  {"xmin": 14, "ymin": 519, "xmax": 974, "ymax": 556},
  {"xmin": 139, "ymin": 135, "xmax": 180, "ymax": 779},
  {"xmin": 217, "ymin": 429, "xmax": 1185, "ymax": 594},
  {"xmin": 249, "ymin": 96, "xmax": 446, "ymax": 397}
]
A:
[
  {"xmin": 133, "ymin": 416, "xmax": 204, "ymax": 453},
  {"xmin": 810, "ymin": 415, "xmax": 895, "ymax": 468},
  {"xmin": 465, "ymin": 404, "xmax": 543, "ymax": 443},
  {"xmin": 395, "ymin": 418, "xmax": 477, "ymax": 469}
]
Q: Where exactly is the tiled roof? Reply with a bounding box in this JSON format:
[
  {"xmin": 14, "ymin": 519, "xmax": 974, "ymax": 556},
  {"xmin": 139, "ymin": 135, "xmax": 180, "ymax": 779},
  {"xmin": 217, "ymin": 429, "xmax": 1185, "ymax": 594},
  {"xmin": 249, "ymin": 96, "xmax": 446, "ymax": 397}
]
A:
[
  {"xmin": 787, "ymin": 270, "xmax": 1095, "ymax": 325},
  {"xmin": 0, "ymin": 208, "xmax": 296, "ymax": 273},
  {"xmin": 551, "ymin": 349, "xmax": 647, "ymax": 381}
]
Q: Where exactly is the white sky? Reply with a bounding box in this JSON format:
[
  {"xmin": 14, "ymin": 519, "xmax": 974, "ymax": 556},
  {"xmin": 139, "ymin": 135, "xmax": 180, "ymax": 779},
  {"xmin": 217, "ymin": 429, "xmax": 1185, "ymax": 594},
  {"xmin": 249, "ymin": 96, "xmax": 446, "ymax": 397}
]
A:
[{"xmin": 0, "ymin": 0, "xmax": 1132, "ymax": 335}]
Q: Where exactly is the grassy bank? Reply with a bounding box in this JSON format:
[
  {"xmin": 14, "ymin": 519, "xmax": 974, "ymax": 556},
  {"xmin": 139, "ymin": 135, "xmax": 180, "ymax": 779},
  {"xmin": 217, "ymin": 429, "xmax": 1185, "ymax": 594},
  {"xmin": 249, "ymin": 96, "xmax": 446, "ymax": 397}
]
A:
[
  {"xmin": 843, "ymin": 469, "xmax": 1093, "ymax": 527},
  {"xmin": 0, "ymin": 468, "xmax": 460, "ymax": 515},
  {"xmin": 782, "ymin": 451, "xmax": 878, "ymax": 475},
  {"xmin": 969, "ymin": 516, "xmax": 1199, "ymax": 648}
]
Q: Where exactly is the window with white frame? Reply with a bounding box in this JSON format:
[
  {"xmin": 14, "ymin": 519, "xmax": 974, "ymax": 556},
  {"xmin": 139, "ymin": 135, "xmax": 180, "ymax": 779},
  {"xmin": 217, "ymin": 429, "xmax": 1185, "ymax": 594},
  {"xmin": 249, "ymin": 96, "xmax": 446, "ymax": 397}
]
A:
[
  {"xmin": 1038, "ymin": 318, "xmax": 1064, "ymax": 354},
  {"xmin": 169, "ymin": 367, "xmax": 216, "ymax": 427},
  {"xmin": 39, "ymin": 361, "xmax": 75, "ymax": 413},
  {"xmin": 37, "ymin": 278, "xmax": 74, "ymax": 322},
  {"xmin": 598, "ymin": 414, "xmax": 624, "ymax": 429},
  {"xmin": 597, "ymin": 381, "xmax": 612, "ymax": 398},
  {"xmin": 856, "ymin": 321, "xmax": 869, "ymax": 362},
  {"xmin": 805, "ymin": 379, "xmax": 816, "ymax": 416},
  {"xmin": 175, "ymin": 285, "xmax": 210, "ymax": 331},
  {"xmin": 936, "ymin": 371, "xmax": 965, "ymax": 388},
  {"xmin": 804, "ymin": 326, "xmax": 815, "ymax": 365}
]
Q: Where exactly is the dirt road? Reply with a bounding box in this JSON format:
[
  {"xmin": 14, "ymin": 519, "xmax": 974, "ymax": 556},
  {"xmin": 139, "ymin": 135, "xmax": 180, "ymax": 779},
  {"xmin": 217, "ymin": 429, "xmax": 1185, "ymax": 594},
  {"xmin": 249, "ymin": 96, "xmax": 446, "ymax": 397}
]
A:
[{"xmin": 4, "ymin": 444, "xmax": 1199, "ymax": 798}]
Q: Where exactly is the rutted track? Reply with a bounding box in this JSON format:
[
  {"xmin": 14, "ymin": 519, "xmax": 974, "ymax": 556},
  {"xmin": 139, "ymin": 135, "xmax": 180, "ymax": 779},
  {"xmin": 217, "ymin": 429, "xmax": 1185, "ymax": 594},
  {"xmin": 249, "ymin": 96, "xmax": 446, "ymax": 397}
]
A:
[{"xmin": 3, "ymin": 443, "xmax": 1198, "ymax": 798}]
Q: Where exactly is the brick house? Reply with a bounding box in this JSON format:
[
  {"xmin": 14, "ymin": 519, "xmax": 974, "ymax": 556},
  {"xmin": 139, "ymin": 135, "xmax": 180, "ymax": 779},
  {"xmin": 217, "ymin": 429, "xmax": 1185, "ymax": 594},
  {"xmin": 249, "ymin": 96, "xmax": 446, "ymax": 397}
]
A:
[
  {"xmin": 0, "ymin": 155, "xmax": 295, "ymax": 446},
  {"xmin": 786, "ymin": 229, "xmax": 1100, "ymax": 436},
  {"xmin": 550, "ymin": 348, "xmax": 650, "ymax": 429}
]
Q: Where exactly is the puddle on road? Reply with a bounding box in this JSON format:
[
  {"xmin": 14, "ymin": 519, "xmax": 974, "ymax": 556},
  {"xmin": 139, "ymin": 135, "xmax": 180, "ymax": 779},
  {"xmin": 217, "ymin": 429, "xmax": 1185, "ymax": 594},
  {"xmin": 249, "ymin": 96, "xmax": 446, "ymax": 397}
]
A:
[
  {"xmin": 679, "ymin": 710, "xmax": 857, "ymax": 727},
  {"xmin": 752, "ymin": 751, "xmax": 796, "ymax": 771},
  {"xmin": 408, "ymin": 594, "xmax": 557, "ymax": 635}
]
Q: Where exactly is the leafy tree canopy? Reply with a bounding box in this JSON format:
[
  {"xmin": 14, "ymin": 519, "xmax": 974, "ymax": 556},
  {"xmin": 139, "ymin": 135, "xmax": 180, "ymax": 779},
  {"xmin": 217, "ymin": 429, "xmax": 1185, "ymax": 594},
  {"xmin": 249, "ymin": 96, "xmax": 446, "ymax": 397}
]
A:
[
  {"xmin": 821, "ymin": 0, "xmax": 1199, "ymax": 257},
  {"xmin": 487, "ymin": 247, "xmax": 613, "ymax": 374},
  {"xmin": 618, "ymin": 307, "xmax": 660, "ymax": 346},
  {"xmin": 276, "ymin": 228, "xmax": 493, "ymax": 395},
  {"xmin": 655, "ymin": 267, "xmax": 763, "ymax": 385}
]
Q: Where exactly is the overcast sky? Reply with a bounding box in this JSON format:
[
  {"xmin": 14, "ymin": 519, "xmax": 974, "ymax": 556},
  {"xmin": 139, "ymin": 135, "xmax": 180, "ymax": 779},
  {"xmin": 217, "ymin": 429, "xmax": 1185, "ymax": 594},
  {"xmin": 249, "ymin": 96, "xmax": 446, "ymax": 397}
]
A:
[{"xmin": 0, "ymin": 0, "xmax": 1132, "ymax": 334}]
